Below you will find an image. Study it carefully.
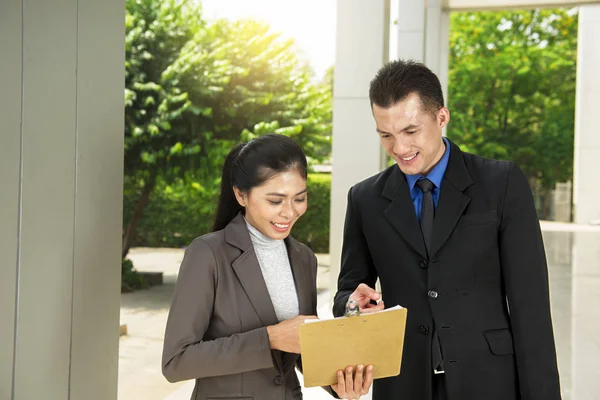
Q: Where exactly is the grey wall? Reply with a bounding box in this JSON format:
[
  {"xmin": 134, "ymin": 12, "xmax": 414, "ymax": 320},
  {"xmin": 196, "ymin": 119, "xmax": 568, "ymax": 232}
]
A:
[{"xmin": 0, "ymin": 0, "xmax": 124, "ymax": 398}]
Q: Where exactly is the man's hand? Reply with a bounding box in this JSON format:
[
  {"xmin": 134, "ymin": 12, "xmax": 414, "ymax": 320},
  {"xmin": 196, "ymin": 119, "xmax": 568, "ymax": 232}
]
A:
[
  {"xmin": 331, "ymin": 364, "xmax": 374, "ymax": 399},
  {"xmin": 266, "ymin": 315, "xmax": 317, "ymax": 354},
  {"xmin": 349, "ymin": 283, "xmax": 384, "ymax": 314}
]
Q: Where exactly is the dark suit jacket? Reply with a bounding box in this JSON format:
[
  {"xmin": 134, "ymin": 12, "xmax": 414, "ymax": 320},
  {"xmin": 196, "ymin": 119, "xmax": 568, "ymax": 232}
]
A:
[
  {"xmin": 162, "ymin": 213, "xmax": 319, "ymax": 400},
  {"xmin": 333, "ymin": 140, "xmax": 561, "ymax": 400}
]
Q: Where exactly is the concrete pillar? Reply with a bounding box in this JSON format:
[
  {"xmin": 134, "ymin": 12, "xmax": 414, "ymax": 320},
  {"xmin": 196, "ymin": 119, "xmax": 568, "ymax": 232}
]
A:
[
  {"xmin": 328, "ymin": 0, "xmax": 391, "ymax": 297},
  {"xmin": 0, "ymin": 1, "xmax": 21, "ymax": 398},
  {"xmin": 0, "ymin": 1, "xmax": 124, "ymax": 399},
  {"xmin": 425, "ymin": 0, "xmax": 451, "ymax": 118},
  {"xmin": 573, "ymin": 5, "xmax": 600, "ymax": 224},
  {"xmin": 571, "ymin": 230, "xmax": 600, "ymax": 400},
  {"xmin": 540, "ymin": 230, "xmax": 573, "ymax": 399},
  {"xmin": 391, "ymin": 0, "xmax": 425, "ymax": 61},
  {"xmin": 391, "ymin": 0, "xmax": 449, "ymax": 129},
  {"xmin": 390, "ymin": 0, "xmax": 448, "ymax": 94}
]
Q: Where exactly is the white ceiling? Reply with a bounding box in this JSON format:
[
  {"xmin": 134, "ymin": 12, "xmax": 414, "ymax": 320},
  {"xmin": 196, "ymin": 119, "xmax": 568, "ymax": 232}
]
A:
[{"xmin": 442, "ymin": 0, "xmax": 600, "ymax": 11}]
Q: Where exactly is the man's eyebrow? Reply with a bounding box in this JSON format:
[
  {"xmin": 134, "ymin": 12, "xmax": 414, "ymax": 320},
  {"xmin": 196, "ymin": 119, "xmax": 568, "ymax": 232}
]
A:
[
  {"xmin": 376, "ymin": 124, "xmax": 419, "ymax": 134},
  {"xmin": 400, "ymin": 124, "xmax": 419, "ymax": 131}
]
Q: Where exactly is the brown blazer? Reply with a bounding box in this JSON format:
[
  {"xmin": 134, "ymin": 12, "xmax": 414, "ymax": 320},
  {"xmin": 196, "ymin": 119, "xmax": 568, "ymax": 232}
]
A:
[{"xmin": 162, "ymin": 213, "xmax": 319, "ymax": 400}]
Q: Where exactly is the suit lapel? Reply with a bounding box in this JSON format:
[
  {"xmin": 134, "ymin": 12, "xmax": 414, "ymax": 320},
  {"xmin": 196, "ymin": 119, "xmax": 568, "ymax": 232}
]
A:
[
  {"xmin": 226, "ymin": 214, "xmax": 279, "ymax": 327},
  {"xmin": 431, "ymin": 182, "xmax": 470, "ymax": 256},
  {"xmin": 431, "ymin": 140, "xmax": 473, "ymax": 256},
  {"xmin": 382, "ymin": 166, "xmax": 428, "ymax": 259},
  {"xmin": 285, "ymin": 238, "xmax": 312, "ymax": 315}
]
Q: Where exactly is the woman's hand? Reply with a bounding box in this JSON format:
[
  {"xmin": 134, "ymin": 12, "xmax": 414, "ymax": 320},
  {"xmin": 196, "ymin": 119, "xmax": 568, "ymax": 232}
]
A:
[
  {"xmin": 331, "ymin": 364, "xmax": 373, "ymax": 399},
  {"xmin": 266, "ymin": 315, "xmax": 317, "ymax": 354}
]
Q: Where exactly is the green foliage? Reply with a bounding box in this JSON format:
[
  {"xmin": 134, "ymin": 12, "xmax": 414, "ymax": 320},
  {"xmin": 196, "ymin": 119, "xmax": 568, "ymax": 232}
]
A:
[
  {"xmin": 291, "ymin": 173, "xmax": 332, "ymax": 253},
  {"xmin": 125, "ymin": 173, "xmax": 332, "ymax": 253},
  {"xmin": 123, "ymin": 173, "xmax": 218, "ymax": 248},
  {"xmin": 448, "ymin": 8, "xmax": 577, "ymax": 190},
  {"xmin": 125, "ymin": 0, "xmax": 331, "ymax": 183},
  {"xmin": 125, "ymin": 0, "xmax": 207, "ymax": 180},
  {"xmin": 122, "ymin": 0, "xmax": 333, "ymax": 262},
  {"xmin": 122, "ymin": 258, "xmax": 148, "ymax": 292},
  {"xmin": 208, "ymin": 19, "xmax": 332, "ymax": 162}
]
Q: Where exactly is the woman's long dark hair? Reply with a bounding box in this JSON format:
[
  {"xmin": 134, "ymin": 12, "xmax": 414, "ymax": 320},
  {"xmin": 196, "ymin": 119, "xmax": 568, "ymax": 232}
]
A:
[{"xmin": 212, "ymin": 134, "xmax": 308, "ymax": 232}]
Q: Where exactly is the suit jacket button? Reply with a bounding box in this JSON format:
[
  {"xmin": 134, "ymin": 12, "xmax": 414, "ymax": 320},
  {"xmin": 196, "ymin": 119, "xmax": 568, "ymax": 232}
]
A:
[
  {"xmin": 428, "ymin": 290, "xmax": 439, "ymax": 299},
  {"xmin": 274, "ymin": 375, "xmax": 284, "ymax": 385},
  {"xmin": 420, "ymin": 325, "xmax": 429, "ymax": 335},
  {"xmin": 419, "ymin": 259, "xmax": 427, "ymax": 269}
]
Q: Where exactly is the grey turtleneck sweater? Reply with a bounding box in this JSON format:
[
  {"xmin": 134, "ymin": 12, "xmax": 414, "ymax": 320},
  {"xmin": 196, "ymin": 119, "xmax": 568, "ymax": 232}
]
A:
[{"xmin": 245, "ymin": 219, "xmax": 299, "ymax": 322}]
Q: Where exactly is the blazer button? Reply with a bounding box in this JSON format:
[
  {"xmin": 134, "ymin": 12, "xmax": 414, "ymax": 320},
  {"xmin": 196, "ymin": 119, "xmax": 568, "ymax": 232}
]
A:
[
  {"xmin": 419, "ymin": 259, "xmax": 427, "ymax": 269},
  {"xmin": 428, "ymin": 290, "xmax": 439, "ymax": 299},
  {"xmin": 273, "ymin": 375, "xmax": 284, "ymax": 385},
  {"xmin": 420, "ymin": 325, "xmax": 429, "ymax": 335}
]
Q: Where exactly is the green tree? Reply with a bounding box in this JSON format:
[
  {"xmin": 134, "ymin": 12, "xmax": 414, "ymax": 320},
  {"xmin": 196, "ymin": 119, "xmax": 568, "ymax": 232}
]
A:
[
  {"xmin": 448, "ymin": 8, "xmax": 577, "ymax": 216},
  {"xmin": 124, "ymin": 0, "xmax": 212, "ymax": 258},
  {"xmin": 200, "ymin": 19, "xmax": 332, "ymax": 162},
  {"xmin": 123, "ymin": 0, "xmax": 333, "ymax": 257}
]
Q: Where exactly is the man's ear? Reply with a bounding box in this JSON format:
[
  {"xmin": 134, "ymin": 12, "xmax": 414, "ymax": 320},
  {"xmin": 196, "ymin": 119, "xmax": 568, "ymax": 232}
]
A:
[
  {"xmin": 233, "ymin": 186, "xmax": 247, "ymax": 207},
  {"xmin": 438, "ymin": 107, "xmax": 450, "ymax": 129}
]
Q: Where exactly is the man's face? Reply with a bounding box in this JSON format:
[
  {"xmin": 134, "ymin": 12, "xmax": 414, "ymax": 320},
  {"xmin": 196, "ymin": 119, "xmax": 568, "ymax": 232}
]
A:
[{"xmin": 373, "ymin": 93, "xmax": 450, "ymax": 176}]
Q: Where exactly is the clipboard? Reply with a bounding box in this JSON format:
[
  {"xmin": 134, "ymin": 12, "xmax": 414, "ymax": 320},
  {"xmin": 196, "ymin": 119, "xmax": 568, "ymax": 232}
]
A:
[{"xmin": 298, "ymin": 305, "xmax": 407, "ymax": 387}]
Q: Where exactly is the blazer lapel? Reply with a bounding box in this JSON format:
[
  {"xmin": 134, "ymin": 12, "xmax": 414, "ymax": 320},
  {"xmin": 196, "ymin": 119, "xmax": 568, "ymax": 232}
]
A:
[
  {"xmin": 431, "ymin": 140, "xmax": 473, "ymax": 256},
  {"xmin": 285, "ymin": 237, "xmax": 312, "ymax": 315},
  {"xmin": 382, "ymin": 166, "xmax": 428, "ymax": 259},
  {"xmin": 225, "ymin": 214, "xmax": 279, "ymax": 327},
  {"xmin": 281, "ymin": 238, "xmax": 311, "ymax": 373}
]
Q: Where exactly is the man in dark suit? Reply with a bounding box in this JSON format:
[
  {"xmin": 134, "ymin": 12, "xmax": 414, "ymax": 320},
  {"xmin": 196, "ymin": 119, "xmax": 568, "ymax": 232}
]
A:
[{"xmin": 332, "ymin": 60, "xmax": 562, "ymax": 400}]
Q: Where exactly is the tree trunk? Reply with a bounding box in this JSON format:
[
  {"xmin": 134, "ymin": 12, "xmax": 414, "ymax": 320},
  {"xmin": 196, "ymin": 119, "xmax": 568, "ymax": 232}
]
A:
[{"xmin": 122, "ymin": 177, "xmax": 156, "ymax": 259}]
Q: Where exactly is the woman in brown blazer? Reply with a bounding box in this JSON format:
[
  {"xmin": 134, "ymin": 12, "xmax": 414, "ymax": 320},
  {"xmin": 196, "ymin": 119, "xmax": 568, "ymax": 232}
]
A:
[{"xmin": 162, "ymin": 134, "xmax": 372, "ymax": 400}]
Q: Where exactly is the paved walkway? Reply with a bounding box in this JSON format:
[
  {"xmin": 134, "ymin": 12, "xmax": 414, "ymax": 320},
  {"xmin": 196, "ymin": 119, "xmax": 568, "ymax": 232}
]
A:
[{"xmin": 119, "ymin": 249, "xmax": 185, "ymax": 400}]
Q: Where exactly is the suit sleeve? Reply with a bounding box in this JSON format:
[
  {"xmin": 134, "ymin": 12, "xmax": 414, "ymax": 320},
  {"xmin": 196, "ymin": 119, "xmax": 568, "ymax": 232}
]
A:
[
  {"xmin": 161, "ymin": 238, "xmax": 274, "ymax": 383},
  {"xmin": 499, "ymin": 163, "xmax": 561, "ymax": 400},
  {"xmin": 332, "ymin": 186, "xmax": 378, "ymax": 317}
]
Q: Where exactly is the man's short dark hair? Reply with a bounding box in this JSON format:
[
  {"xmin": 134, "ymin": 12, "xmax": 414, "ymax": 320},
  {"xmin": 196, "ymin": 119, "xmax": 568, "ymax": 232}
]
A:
[{"xmin": 369, "ymin": 59, "xmax": 444, "ymax": 116}]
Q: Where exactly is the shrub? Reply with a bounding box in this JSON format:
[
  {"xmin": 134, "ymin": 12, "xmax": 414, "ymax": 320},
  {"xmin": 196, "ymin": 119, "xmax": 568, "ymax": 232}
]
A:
[{"xmin": 124, "ymin": 173, "xmax": 332, "ymax": 253}]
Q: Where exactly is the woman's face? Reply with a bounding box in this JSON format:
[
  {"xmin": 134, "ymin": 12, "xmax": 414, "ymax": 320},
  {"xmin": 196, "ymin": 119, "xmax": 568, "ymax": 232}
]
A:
[{"xmin": 234, "ymin": 170, "xmax": 308, "ymax": 240}]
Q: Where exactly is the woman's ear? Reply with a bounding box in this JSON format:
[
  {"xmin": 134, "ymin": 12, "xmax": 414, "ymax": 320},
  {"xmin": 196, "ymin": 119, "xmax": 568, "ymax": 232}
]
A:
[{"xmin": 233, "ymin": 186, "xmax": 247, "ymax": 207}]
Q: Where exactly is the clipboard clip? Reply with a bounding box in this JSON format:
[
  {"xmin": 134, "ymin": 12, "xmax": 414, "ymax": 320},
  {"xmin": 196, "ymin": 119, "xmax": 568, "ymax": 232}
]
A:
[{"xmin": 344, "ymin": 299, "xmax": 360, "ymax": 317}]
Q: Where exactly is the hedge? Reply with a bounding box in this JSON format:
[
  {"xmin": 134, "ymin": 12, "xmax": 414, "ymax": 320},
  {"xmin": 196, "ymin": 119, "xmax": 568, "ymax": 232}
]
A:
[
  {"xmin": 289, "ymin": 173, "xmax": 331, "ymax": 253},
  {"xmin": 124, "ymin": 173, "xmax": 331, "ymax": 253}
]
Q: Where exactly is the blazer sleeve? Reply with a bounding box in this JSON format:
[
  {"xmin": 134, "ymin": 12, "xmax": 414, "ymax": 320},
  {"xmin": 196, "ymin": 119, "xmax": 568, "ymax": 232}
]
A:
[
  {"xmin": 499, "ymin": 163, "xmax": 561, "ymax": 400},
  {"xmin": 332, "ymin": 186, "xmax": 378, "ymax": 317},
  {"xmin": 161, "ymin": 237, "xmax": 274, "ymax": 383}
]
